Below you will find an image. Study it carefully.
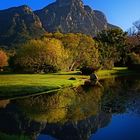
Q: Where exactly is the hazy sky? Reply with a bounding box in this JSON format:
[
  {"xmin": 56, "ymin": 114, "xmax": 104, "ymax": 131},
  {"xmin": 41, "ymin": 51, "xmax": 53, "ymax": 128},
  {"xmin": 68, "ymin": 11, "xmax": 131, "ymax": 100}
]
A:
[{"xmin": 0, "ymin": 0, "xmax": 140, "ymax": 31}]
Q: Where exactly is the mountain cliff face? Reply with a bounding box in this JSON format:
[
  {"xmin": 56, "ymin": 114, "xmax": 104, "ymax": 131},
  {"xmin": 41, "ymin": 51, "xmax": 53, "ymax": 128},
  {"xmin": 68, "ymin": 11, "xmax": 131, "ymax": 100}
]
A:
[
  {"xmin": 35, "ymin": 0, "xmax": 116, "ymax": 35},
  {"xmin": 0, "ymin": 0, "xmax": 118, "ymax": 47},
  {"xmin": 0, "ymin": 5, "xmax": 45, "ymax": 46}
]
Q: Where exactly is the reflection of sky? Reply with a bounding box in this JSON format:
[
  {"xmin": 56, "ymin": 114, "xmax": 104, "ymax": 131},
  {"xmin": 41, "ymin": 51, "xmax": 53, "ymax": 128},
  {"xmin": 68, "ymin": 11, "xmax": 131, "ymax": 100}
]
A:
[
  {"xmin": 90, "ymin": 113, "xmax": 140, "ymax": 140},
  {"xmin": 38, "ymin": 134, "xmax": 57, "ymax": 140}
]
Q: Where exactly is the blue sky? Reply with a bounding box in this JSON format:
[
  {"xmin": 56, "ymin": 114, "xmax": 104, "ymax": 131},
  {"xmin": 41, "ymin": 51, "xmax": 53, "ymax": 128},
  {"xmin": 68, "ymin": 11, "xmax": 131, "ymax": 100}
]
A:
[{"xmin": 0, "ymin": 0, "xmax": 140, "ymax": 31}]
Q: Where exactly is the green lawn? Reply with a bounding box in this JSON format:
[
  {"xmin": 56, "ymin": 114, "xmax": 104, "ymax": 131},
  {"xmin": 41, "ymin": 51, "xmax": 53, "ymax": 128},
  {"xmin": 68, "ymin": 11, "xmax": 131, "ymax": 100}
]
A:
[
  {"xmin": 0, "ymin": 72, "xmax": 87, "ymax": 99},
  {"xmin": 0, "ymin": 67, "xmax": 137, "ymax": 99}
]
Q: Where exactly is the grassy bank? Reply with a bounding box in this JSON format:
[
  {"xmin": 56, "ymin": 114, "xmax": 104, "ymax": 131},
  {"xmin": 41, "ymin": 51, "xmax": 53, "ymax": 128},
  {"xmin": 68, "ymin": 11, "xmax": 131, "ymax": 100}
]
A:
[
  {"xmin": 0, "ymin": 67, "xmax": 138, "ymax": 99},
  {"xmin": 0, "ymin": 72, "xmax": 87, "ymax": 99},
  {"xmin": 96, "ymin": 67, "xmax": 136, "ymax": 79}
]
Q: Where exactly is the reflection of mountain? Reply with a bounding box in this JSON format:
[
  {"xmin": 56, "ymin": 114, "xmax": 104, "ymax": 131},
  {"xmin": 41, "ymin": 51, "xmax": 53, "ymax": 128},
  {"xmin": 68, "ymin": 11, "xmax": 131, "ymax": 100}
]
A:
[
  {"xmin": 40, "ymin": 112, "xmax": 111, "ymax": 140},
  {"xmin": 0, "ymin": 76, "xmax": 140, "ymax": 140},
  {"xmin": 0, "ymin": 103, "xmax": 46, "ymax": 139},
  {"xmin": 0, "ymin": 101, "xmax": 111, "ymax": 140}
]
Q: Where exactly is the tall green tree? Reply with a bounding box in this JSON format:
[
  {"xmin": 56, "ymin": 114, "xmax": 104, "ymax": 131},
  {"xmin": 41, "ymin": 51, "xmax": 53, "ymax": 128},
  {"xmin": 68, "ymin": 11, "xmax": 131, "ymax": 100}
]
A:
[{"xmin": 97, "ymin": 29, "xmax": 127, "ymax": 69}]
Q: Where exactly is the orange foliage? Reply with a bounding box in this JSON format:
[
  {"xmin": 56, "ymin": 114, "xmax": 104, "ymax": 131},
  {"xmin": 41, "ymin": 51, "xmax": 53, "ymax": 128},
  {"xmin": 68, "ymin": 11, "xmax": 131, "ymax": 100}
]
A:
[{"xmin": 0, "ymin": 50, "xmax": 8, "ymax": 69}]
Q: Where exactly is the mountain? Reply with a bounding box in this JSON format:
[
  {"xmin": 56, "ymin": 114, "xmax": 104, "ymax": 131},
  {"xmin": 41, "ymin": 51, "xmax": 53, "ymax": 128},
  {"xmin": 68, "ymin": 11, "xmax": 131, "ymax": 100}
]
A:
[
  {"xmin": 0, "ymin": 0, "xmax": 119, "ymax": 47},
  {"xmin": 0, "ymin": 5, "xmax": 45, "ymax": 47},
  {"xmin": 35, "ymin": 0, "xmax": 117, "ymax": 35}
]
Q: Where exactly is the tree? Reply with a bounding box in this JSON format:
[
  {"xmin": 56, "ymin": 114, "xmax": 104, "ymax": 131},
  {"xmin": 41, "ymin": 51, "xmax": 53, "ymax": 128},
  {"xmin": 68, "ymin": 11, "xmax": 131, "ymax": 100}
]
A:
[
  {"xmin": 129, "ymin": 52, "xmax": 140, "ymax": 64},
  {"xmin": 62, "ymin": 33, "xmax": 99, "ymax": 71},
  {"xmin": 12, "ymin": 38, "xmax": 67, "ymax": 73},
  {"xmin": 96, "ymin": 29, "xmax": 127, "ymax": 69},
  {"xmin": 133, "ymin": 20, "xmax": 140, "ymax": 34},
  {"xmin": 0, "ymin": 50, "xmax": 8, "ymax": 71}
]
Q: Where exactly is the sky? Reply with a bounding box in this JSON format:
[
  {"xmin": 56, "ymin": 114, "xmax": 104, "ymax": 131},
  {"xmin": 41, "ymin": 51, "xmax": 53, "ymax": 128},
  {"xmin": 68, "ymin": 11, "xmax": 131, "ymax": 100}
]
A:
[{"xmin": 0, "ymin": 0, "xmax": 140, "ymax": 31}]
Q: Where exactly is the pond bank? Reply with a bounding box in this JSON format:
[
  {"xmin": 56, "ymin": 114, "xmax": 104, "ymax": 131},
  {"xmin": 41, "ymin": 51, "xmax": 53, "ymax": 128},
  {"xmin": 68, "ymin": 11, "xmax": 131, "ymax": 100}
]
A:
[{"xmin": 0, "ymin": 67, "xmax": 138, "ymax": 99}]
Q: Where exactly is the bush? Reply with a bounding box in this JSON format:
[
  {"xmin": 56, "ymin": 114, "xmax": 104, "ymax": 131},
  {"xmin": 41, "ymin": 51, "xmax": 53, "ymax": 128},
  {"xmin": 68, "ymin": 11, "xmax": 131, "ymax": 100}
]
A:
[
  {"xmin": 10, "ymin": 39, "xmax": 67, "ymax": 73},
  {"xmin": 80, "ymin": 66, "xmax": 96, "ymax": 75},
  {"xmin": 43, "ymin": 65, "xmax": 59, "ymax": 73}
]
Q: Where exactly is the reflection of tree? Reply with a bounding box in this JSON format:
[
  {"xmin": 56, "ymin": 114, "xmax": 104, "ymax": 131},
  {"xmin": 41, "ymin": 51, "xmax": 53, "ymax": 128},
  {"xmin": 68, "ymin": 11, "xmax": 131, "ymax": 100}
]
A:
[
  {"xmin": 101, "ymin": 76, "xmax": 140, "ymax": 114},
  {"xmin": 18, "ymin": 85, "xmax": 103, "ymax": 123},
  {"xmin": 0, "ymin": 85, "xmax": 105, "ymax": 140},
  {"xmin": 0, "ymin": 100, "xmax": 10, "ymax": 108}
]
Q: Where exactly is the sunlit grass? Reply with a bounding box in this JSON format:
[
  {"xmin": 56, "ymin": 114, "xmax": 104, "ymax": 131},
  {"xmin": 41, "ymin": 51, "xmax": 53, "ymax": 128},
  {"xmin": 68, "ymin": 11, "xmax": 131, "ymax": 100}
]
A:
[
  {"xmin": 0, "ymin": 67, "xmax": 136, "ymax": 98},
  {"xmin": 0, "ymin": 73, "xmax": 86, "ymax": 98}
]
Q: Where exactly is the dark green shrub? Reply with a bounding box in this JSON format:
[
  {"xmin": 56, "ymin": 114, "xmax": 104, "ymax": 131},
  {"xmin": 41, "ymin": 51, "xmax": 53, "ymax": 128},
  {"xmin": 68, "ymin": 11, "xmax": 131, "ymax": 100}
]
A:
[
  {"xmin": 43, "ymin": 65, "xmax": 59, "ymax": 73},
  {"xmin": 80, "ymin": 66, "xmax": 96, "ymax": 75}
]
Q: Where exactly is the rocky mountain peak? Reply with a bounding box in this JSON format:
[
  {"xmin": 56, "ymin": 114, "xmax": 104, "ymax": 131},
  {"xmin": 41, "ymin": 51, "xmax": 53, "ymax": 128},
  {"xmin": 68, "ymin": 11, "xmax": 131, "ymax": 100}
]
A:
[
  {"xmin": 0, "ymin": 0, "xmax": 119, "ymax": 47},
  {"xmin": 18, "ymin": 5, "xmax": 33, "ymax": 13},
  {"xmin": 56, "ymin": 0, "xmax": 83, "ymax": 5},
  {"xmin": 0, "ymin": 5, "xmax": 45, "ymax": 47},
  {"xmin": 35, "ymin": 0, "xmax": 115, "ymax": 35}
]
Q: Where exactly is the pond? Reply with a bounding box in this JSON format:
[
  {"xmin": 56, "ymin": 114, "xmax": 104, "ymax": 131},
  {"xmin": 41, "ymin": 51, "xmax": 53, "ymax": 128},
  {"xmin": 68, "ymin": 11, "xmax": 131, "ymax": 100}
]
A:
[{"xmin": 0, "ymin": 76, "xmax": 140, "ymax": 140}]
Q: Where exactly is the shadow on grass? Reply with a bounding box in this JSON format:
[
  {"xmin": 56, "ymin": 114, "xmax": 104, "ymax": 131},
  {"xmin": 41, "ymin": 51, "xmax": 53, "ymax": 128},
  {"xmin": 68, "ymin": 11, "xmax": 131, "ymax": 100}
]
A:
[
  {"xmin": 0, "ymin": 72, "xmax": 16, "ymax": 75},
  {"xmin": 111, "ymin": 69, "xmax": 140, "ymax": 76},
  {"xmin": 0, "ymin": 71, "xmax": 82, "ymax": 76},
  {"xmin": 54, "ymin": 71, "xmax": 81, "ymax": 76}
]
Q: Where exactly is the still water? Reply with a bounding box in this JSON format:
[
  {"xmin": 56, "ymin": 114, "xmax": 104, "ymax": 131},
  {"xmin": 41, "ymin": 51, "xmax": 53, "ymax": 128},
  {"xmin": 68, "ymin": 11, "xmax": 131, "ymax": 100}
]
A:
[{"xmin": 0, "ymin": 76, "xmax": 140, "ymax": 140}]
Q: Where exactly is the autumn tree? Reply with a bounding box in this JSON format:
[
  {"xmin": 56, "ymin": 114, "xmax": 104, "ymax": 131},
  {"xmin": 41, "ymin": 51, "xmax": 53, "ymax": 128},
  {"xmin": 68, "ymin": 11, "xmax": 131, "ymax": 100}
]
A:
[
  {"xmin": 12, "ymin": 38, "xmax": 67, "ymax": 73},
  {"xmin": 0, "ymin": 50, "xmax": 8, "ymax": 71},
  {"xmin": 62, "ymin": 33, "xmax": 99, "ymax": 71}
]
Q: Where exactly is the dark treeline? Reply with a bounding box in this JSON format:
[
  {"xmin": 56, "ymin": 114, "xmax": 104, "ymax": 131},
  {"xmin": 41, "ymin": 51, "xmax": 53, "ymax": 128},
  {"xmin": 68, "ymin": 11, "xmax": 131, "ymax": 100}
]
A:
[{"xmin": 0, "ymin": 28, "xmax": 140, "ymax": 73}]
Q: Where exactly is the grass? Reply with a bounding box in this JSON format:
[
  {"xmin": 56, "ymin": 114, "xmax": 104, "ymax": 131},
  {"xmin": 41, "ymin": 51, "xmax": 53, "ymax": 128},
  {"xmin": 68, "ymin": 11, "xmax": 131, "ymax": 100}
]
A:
[
  {"xmin": 0, "ymin": 67, "xmax": 138, "ymax": 99},
  {"xmin": 0, "ymin": 72, "xmax": 87, "ymax": 99},
  {"xmin": 96, "ymin": 67, "xmax": 136, "ymax": 79}
]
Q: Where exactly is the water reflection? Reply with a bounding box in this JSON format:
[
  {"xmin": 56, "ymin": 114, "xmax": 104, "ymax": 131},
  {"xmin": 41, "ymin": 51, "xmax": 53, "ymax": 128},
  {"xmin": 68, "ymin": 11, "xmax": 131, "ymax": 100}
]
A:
[
  {"xmin": 0, "ymin": 76, "xmax": 140, "ymax": 140},
  {"xmin": 0, "ymin": 100, "xmax": 10, "ymax": 108}
]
